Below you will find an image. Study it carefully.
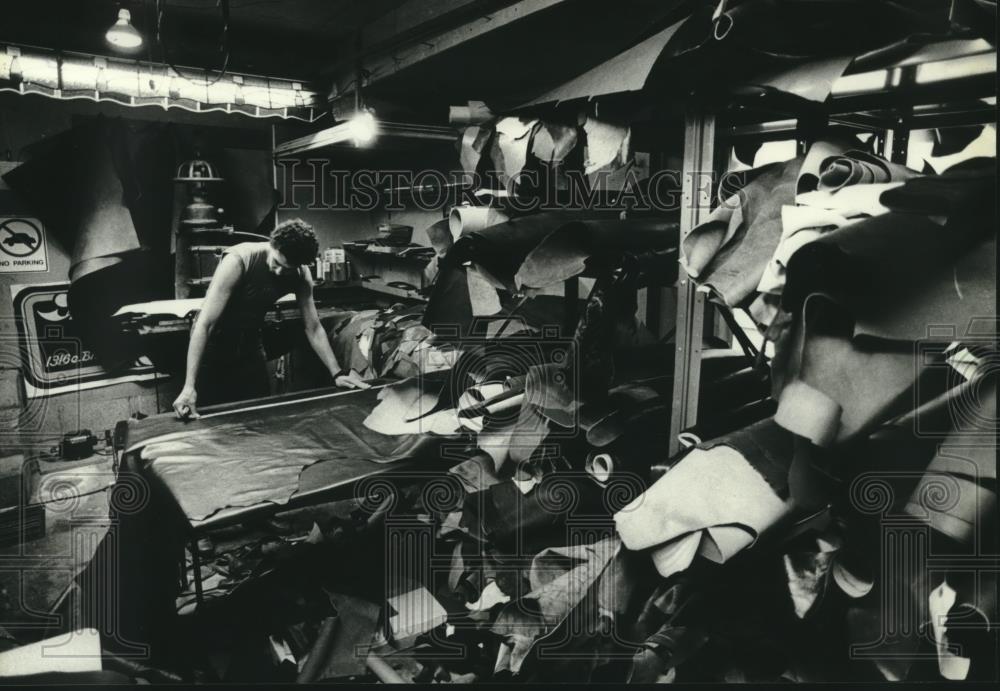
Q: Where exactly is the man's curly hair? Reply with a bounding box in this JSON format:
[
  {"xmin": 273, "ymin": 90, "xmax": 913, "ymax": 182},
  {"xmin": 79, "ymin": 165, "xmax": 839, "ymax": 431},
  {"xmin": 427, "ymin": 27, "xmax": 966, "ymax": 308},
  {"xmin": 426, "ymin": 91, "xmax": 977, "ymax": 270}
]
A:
[{"xmin": 270, "ymin": 218, "xmax": 319, "ymax": 266}]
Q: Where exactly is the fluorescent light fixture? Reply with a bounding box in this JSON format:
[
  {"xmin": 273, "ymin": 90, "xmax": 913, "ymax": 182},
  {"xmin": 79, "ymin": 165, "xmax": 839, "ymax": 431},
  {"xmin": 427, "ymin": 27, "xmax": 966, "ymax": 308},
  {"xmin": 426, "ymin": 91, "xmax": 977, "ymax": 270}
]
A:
[
  {"xmin": 916, "ymin": 52, "xmax": 997, "ymax": 84},
  {"xmin": 274, "ymin": 119, "xmax": 457, "ymax": 156},
  {"xmin": 106, "ymin": 9, "xmax": 144, "ymax": 54},
  {"xmin": 835, "ymin": 42, "xmax": 996, "ymax": 95},
  {"xmin": 831, "ymin": 69, "xmax": 890, "ymax": 96},
  {"xmin": 893, "ymin": 39, "xmax": 993, "ymax": 68},
  {"xmin": 1, "ymin": 42, "xmax": 323, "ymax": 120}
]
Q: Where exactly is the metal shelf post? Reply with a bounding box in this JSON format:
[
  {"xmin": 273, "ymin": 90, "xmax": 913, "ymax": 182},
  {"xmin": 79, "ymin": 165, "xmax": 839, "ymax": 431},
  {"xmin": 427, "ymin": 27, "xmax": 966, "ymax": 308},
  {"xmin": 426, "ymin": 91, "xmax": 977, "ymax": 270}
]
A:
[{"xmin": 669, "ymin": 106, "xmax": 716, "ymax": 455}]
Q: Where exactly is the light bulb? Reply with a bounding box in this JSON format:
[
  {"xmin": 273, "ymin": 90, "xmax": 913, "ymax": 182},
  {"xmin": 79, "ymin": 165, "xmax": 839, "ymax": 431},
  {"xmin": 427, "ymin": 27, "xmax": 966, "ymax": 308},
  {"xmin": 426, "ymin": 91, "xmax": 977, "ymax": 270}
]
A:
[
  {"xmin": 348, "ymin": 110, "xmax": 378, "ymax": 146},
  {"xmin": 106, "ymin": 8, "xmax": 144, "ymax": 54}
]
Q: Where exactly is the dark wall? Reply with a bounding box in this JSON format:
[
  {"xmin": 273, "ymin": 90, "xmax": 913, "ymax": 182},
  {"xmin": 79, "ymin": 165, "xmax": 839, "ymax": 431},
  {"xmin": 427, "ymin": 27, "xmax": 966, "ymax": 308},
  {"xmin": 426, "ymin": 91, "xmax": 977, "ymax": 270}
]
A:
[{"xmin": 0, "ymin": 92, "xmax": 277, "ymax": 447}]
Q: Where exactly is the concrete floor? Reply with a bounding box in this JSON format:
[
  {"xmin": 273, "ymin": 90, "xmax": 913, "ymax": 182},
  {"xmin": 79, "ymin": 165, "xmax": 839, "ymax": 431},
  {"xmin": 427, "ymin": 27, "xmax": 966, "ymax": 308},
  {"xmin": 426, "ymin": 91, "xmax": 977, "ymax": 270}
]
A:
[{"xmin": 0, "ymin": 450, "xmax": 114, "ymax": 638}]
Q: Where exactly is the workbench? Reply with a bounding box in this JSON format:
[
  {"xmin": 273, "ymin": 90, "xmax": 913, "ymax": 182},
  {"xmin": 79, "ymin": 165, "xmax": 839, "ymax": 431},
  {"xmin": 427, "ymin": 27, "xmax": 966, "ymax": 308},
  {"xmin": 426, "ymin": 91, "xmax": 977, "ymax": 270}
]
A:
[
  {"xmin": 116, "ymin": 373, "xmax": 462, "ymax": 607},
  {"xmin": 113, "ymin": 283, "xmax": 423, "ymax": 337}
]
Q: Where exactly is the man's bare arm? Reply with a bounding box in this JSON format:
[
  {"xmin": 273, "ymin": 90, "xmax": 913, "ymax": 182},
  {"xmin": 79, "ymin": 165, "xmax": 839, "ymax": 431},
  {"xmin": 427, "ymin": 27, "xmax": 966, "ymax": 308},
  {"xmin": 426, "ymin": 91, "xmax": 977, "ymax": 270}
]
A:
[
  {"xmin": 296, "ymin": 269, "xmax": 369, "ymax": 389},
  {"xmin": 172, "ymin": 254, "xmax": 241, "ymax": 418}
]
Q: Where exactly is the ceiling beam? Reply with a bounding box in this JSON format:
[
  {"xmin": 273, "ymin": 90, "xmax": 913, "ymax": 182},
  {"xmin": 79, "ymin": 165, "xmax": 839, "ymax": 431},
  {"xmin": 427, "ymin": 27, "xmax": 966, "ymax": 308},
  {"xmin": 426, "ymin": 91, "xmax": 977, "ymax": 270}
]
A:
[
  {"xmin": 322, "ymin": 0, "xmax": 507, "ymax": 76},
  {"xmin": 327, "ymin": 0, "xmax": 567, "ymax": 107}
]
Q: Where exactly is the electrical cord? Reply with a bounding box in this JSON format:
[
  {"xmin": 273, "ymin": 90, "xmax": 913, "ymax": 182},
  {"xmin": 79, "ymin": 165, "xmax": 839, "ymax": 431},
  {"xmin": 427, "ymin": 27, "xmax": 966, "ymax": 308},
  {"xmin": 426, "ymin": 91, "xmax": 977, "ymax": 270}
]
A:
[
  {"xmin": 33, "ymin": 485, "xmax": 112, "ymax": 507},
  {"xmin": 155, "ymin": 0, "xmax": 232, "ymax": 88}
]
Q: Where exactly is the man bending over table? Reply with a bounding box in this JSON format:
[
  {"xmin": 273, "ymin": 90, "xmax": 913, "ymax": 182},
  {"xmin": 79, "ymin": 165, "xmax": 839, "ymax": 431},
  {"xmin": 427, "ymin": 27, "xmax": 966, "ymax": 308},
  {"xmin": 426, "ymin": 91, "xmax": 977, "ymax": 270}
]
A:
[{"xmin": 172, "ymin": 218, "xmax": 367, "ymax": 418}]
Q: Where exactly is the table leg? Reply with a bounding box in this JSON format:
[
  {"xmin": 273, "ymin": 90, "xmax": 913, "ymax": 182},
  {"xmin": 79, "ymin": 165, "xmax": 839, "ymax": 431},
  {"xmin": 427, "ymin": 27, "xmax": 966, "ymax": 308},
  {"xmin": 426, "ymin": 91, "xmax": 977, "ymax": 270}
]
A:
[{"xmin": 190, "ymin": 539, "xmax": 204, "ymax": 607}]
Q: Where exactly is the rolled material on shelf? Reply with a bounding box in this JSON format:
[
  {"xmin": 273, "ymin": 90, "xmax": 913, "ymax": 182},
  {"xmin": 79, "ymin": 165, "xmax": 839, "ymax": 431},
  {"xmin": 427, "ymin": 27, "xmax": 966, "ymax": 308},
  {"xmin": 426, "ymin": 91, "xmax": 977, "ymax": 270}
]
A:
[
  {"xmin": 449, "ymin": 100, "xmax": 494, "ymax": 126},
  {"xmin": 448, "ymin": 205, "xmax": 509, "ymax": 240},
  {"xmin": 462, "ymin": 392, "xmax": 526, "ymax": 422},
  {"xmin": 815, "ymin": 150, "xmax": 917, "ymax": 192},
  {"xmin": 296, "ymin": 616, "xmax": 339, "ymax": 683},
  {"xmin": 585, "ymin": 452, "xmax": 615, "ymax": 485},
  {"xmin": 458, "ymin": 383, "xmax": 525, "ymax": 419},
  {"xmin": 457, "ymin": 378, "xmax": 527, "ymax": 434},
  {"xmin": 366, "ymin": 653, "xmax": 407, "ymax": 684}
]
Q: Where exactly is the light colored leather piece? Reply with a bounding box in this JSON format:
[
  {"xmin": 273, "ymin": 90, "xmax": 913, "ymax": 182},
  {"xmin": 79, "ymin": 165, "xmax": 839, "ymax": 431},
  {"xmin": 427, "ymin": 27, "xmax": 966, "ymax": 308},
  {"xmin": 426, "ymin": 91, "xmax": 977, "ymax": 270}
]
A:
[{"xmin": 614, "ymin": 446, "xmax": 790, "ymax": 562}]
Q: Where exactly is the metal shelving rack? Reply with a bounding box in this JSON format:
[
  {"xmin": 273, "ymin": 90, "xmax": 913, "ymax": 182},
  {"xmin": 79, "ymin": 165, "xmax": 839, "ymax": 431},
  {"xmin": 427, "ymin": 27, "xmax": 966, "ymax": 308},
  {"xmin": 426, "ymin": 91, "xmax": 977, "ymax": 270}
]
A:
[{"xmin": 667, "ymin": 40, "xmax": 997, "ymax": 455}]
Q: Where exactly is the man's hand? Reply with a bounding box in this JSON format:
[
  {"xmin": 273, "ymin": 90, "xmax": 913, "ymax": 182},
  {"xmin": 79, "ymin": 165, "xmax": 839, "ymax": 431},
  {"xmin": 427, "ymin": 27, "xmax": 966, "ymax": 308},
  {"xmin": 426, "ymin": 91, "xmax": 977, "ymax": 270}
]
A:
[
  {"xmin": 172, "ymin": 387, "xmax": 200, "ymax": 419},
  {"xmin": 335, "ymin": 369, "xmax": 371, "ymax": 390}
]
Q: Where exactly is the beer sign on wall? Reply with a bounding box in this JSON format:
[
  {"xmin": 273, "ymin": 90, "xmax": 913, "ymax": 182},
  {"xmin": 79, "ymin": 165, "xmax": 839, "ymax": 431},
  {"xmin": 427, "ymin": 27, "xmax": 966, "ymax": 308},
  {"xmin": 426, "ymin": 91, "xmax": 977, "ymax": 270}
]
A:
[
  {"xmin": 0, "ymin": 217, "xmax": 49, "ymax": 273},
  {"xmin": 11, "ymin": 282, "xmax": 161, "ymax": 398}
]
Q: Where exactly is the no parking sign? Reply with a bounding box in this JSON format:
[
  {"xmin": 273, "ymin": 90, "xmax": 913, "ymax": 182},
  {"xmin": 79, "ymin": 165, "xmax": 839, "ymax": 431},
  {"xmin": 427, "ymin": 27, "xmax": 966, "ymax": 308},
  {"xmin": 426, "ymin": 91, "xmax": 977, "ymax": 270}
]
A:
[{"xmin": 0, "ymin": 217, "xmax": 48, "ymax": 273}]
